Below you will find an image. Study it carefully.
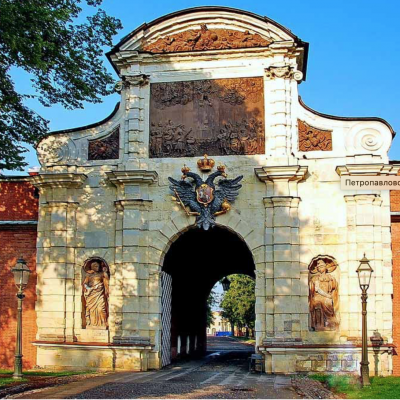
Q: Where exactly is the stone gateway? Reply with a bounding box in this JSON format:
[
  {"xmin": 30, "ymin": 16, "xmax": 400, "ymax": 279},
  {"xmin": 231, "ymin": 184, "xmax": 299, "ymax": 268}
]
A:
[{"xmin": 31, "ymin": 7, "xmax": 396, "ymax": 375}]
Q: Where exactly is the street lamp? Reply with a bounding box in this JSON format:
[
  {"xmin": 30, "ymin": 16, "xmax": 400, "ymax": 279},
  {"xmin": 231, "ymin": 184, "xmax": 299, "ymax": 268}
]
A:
[
  {"xmin": 221, "ymin": 277, "xmax": 230, "ymax": 292},
  {"xmin": 11, "ymin": 257, "xmax": 31, "ymax": 379},
  {"xmin": 356, "ymin": 254, "xmax": 373, "ymax": 387}
]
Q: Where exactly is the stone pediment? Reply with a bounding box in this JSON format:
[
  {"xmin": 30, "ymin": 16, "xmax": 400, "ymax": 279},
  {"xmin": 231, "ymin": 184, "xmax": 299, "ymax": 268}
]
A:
[
  {"xmin": 107, "ymin": 7, "xmax": 306, "ymax": 72},
  {"xmin": 142, "ymin": 24, "xmax": 273, "ymax": 54}
]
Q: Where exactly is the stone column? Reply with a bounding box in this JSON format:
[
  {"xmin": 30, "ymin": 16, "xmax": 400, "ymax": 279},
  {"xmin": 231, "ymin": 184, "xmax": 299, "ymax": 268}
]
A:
[
  {"xmin": 337, "ymin": 164, "xmax": 397, "ymax": 341},
  {"xmin": 337, "ymin": 164, "xmax": 398, "ymax": 375},
  {"xmin": 119, "ymin": 75, "xmax": 149, "ymax": 165},
  {"xmin": 344, "ymin": 195, "xmax": 389, "ymax": 337},
  {"xmin": 264, "ymin": 65, "xmax": 303, "ymax": 163},
  {"xmin": 107, "ymin": 170, "xmax": 158, "ymax": 346},
  {"xmin": 32, "ymin": 173, "xmax": 86, "ymax": 343},
  {"xmin": 255, "ymin": 166, "xmax": 307, "ymax": 344}
]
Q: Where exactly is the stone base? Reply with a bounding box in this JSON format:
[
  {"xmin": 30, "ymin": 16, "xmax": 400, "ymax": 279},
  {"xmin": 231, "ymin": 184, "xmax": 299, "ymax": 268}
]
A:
[
  {"xmin": 34, "ymin": 342, "xmax": 155, "ymax": 371},
  {"xmin": 259, "ymin": 344, "xmax": 394, "ymax": 375},
  {"xmin": 79, "ymin": 329, "xmax": 110, "ymax": 343}
]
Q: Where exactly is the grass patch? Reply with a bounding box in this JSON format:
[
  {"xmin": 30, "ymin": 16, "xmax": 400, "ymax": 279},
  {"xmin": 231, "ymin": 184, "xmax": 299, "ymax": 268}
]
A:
[
  {"xmin": 0, "ymin": 370, "xmax": 94, "ymax": 389},
  {"xmin": 309, "ymin": 374, "xmax": 400, "ymax": 399},
  {"xmin": 0, "ymin": 377, "xmax": 27, "ymax": 389},
  {"xmin": 0, "ymin": 369, "xmax": 91, "ymax": 377}
]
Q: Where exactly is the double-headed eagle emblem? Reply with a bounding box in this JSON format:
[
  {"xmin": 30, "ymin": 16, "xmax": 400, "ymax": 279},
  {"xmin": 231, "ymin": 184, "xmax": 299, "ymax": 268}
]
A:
[{"xmin": 168, "ymin": 164, "xmax": 243, "ymax": 230}]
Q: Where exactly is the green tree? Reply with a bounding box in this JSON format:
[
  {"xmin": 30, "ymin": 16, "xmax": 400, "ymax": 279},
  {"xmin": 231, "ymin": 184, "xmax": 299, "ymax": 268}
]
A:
[
  {"xmin": 206, "ymin": 289, "xmax": 219, "ymax": 328},
  {"xmin": 0, "ymin": 0, "xmax": 122, "ymax": 170},
  {"xmin": 220, "ymin": 274, "xmax": 255, "ymax": 337}
]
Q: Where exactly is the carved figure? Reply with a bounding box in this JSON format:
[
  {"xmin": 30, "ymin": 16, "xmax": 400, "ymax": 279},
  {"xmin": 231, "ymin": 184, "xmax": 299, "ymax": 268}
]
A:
[
  {"xmin": 88, "ymin": 128, "xmax": 120, "ymax": 160},
  {"xmin": 82, "ymin": 259, "xmax": 110, "ymax": 328},
  {"xmin": 151, "ymin": 78, "xmax": 263, "ymax": 109},
  {"xmin": 150, "ymin": 118, "xmax": 263, "ymax": 158},
  {"xmin": 143, "ymin": 25, "xmax": 272, "ymax": 53},
  {"xmin": 298, "ymin": 120, "xmax": 332, "ymax": 152},
  {"xmin": 169, "ymin": 166, "xmax": 243, "ymax": 230},
  {"xmin": 309, "ymin": 256, "xmax": 339, "ymax": 331}
]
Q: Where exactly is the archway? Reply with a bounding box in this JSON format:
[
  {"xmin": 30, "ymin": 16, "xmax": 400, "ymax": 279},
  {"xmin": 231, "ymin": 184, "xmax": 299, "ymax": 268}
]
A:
[{"xmin": 161, "ymin": 226, "xmax": 256, "ymax": 367}]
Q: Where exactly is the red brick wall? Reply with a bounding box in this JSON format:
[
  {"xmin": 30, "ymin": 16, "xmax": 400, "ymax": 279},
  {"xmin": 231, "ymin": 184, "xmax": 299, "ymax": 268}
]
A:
[
  {"xmin": 391, "ymin": 168, "xmax": 400, "ymax": 375},
  {"xmin": 0, "ymin": 181, "xmax": 38, "ymax": 221},
  {"xmin": 0, "ymin": 179, "xmax": 38, "ymax": 369}
]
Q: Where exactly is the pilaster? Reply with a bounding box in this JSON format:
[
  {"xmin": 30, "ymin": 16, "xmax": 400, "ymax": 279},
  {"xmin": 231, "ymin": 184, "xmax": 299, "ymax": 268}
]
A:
[
  {"xmin": 32, "ymin": 173, "xmax": 86, "ymax": 343},
  {"xmin": 256, "ymin": 166, "xmax": 307, "ymax": 341},
  {"xmin": 122, "ymin": 75, "xmax": 150, "ymax": 163},
  {"xmin": 264, "ymin": 66, "xmax": 303, "ymax": 163},
  {"xmin": 107, "ymin": 170, "xmax": 158, "ymax": 344},
  {"xmin": 337, "ymin": 164, "xmax": 396, "ymax": 341}
]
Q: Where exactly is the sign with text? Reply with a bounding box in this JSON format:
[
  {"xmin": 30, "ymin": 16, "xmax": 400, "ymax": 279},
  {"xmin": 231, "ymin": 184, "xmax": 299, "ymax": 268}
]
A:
[{"xmin": 341, "ymin": 176, "xmax": 400, "ymax": 190}]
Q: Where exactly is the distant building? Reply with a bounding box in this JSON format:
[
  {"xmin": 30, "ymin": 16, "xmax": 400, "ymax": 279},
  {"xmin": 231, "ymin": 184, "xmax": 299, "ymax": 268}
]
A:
[{"xmin": 207, "ymin": 311, "xmax": 231, "ymax": 336}]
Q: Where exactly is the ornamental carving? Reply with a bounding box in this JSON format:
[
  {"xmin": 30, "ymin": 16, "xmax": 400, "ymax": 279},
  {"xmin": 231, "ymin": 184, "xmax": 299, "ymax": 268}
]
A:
[
  {"xmin": 151, "ymin": 78, "xmax": 262, "ymax": 109},
  {"xmin": 143, "ymin": 24, "xmax": 272, "ymax": 53},
  {"xmin": 169, "ymin": 164, "xmax": 243, "ymax": 230},
  {"xmin": 298, "ymin": 120, "xmax": 332, "ymax": 152},
  {"xmin": 88, "ymin": 127, "xmax": 120, "ymax": 160},
  {"xmin": 37, "ymin": 134, "xmax": 77, "ymax": 166},
  {"xmin": 150, "ymin": 119, "xmax": 263, "ymax": 158},
  {"xmin": 82, "ymin": 258, "xmax": 110, "ymax": 329},
  {"xmin": 265, "ymin": 66, "xmax": 303, "ymax": 81},
  {"xmin": 115, "ymin": 74, "xmax": 150, "ymax": 93},
  {"xmin": 150, "ymin": 78, "xmax": 265, "ymax": 157},
  {"xmin": 308, "ymin": 255, "xmax": 339, "ymax": 331}
]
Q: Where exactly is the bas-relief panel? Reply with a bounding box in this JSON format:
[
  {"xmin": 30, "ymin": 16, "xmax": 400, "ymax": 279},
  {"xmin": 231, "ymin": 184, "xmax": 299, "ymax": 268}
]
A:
[
  {"xmin": 88, "ymin": 127, "xmax": 120, "ymax": 160},
  {"xmin": 143, "ymin": 24, "xmax": 272, "ymax": 53},
  {"xmin": 149, "ymin": 77, "xmax": 265, "ymax": 158},
  {"xmin": 298, "ymin": 120, "xmax": 332, "ymax": 152}
]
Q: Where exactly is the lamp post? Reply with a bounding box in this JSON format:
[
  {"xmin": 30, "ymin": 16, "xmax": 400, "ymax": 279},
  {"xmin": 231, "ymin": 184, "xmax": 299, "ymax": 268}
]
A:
[
  {"xmin": 356, "ymin": 254, "xmax": 373, "ymax": 387},
  {"xmin": 11, "ymin": 257, "xmax": 31, "ymax": 380},
  {"xmin": 221, "ymin": 277, "xmax": 231, "ymax": 292}
]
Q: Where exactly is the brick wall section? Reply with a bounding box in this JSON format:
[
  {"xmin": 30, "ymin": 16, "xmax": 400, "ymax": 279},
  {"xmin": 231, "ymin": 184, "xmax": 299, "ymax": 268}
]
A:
[
  {"xmin": 0, "ymin": 181, "xmax": 38, "ymax": 221},
  {"xmin": 391, "ymin": 166, "xmax": 400, "ymax": 375},
  {"xmin": 0, "ymin": 179, "xmax": 38, "ymax": 369}
]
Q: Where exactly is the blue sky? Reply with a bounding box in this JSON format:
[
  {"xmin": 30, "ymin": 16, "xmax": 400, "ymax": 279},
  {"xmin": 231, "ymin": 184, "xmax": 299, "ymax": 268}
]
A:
[{"xmin": 6, "ymin": 0, "xmax": 400, "ymax": 173}]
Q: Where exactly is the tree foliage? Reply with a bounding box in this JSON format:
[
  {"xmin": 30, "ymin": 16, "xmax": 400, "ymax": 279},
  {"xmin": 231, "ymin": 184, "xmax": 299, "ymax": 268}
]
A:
[
  {"xmin": 0, "ymin": 0, "xmax": 122, "ymax": 170},
  {"xmin": 206, "ymin": 289, "xmax": 219, "ymax": 328},
  {"xmin": 220, "ymin": 274, "xmax": 255, "ymax": 335}
]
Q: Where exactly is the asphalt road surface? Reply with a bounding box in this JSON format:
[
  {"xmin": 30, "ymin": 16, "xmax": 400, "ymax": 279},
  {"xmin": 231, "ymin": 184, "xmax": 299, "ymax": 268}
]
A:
[{"xmin": 12, "ymin": 337, "xmax": 300, "ymax": 399}]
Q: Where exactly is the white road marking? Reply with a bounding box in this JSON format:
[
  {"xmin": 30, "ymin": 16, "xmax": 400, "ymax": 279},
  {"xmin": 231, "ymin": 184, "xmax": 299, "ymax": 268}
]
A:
[
  {"xmin": 218, "ymin": 372, "xmax": 238, "ymax": 386},
  {"xmin": 233, "ymin": 372, "xmax": 250, "ymax": 387},
  {"xmin": 164, "ymin": 367, "xmax": 198, "ymax": 381},
  {"xmin": 200, "ymin": 372, "xmax": 224, "ymax": 385}
]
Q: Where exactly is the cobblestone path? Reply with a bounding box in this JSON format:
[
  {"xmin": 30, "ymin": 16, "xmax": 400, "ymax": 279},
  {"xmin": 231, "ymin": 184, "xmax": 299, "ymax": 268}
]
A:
[{"xmin": 11, "ymin": 338, "xmax": 301, "ymax": 399}]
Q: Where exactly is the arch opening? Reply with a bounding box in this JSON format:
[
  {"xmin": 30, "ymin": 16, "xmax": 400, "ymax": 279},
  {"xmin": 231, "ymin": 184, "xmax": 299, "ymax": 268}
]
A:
[{"xmin": 161, "ymin": 226, "xmax": 255, "ymax": 367}]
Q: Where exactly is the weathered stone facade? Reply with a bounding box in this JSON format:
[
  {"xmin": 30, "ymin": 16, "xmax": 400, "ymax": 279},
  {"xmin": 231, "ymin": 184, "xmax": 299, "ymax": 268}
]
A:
[{"xmin": 32, "ymin": 7, "xmax": 396, "ymax": 374}]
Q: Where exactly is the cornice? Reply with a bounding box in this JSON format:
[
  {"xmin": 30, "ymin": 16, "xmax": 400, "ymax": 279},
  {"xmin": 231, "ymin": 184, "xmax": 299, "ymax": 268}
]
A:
[
  {"xmin": 115, "ymin": 199, "xmax": 153, "ymax": 211},
  {"xmin": 255, "ymin": 165, "xmax": 308, "ymax": 182},
  {"xmin": 30, "ymin": 173, "xmax": 87, "ymax": 189},
  {"xmin": 106, "ymin": 170, "xmax": 158, "ymax": 186},
  {"xmin": 299, "ymin": 97, "xmax": 395, "ymax": 138},
  {"xmin": 336, "ymin": 164, "xmax": 400, "ymax": 176}
]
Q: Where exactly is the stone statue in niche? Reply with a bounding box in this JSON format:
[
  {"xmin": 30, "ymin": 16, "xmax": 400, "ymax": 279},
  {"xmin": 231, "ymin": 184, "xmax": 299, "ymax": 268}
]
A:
[
  {"xmin": 82, "ymin": 258, "xmax": 110, "ymax": 329},
  {"xmin": 308, "ymin": 256, "xmax": 339, "ymax": 331}
]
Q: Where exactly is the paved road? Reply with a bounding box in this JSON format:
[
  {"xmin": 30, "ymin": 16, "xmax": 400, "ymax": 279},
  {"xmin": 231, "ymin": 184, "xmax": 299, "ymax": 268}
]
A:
[{"xmin": 12, "ymin": 338, "xmax": 300, "ymax": 399}]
